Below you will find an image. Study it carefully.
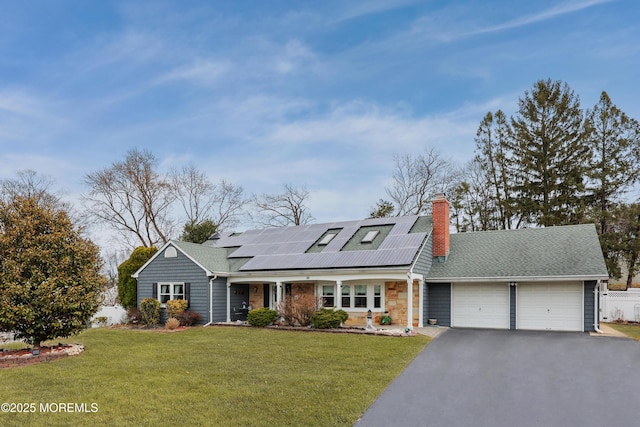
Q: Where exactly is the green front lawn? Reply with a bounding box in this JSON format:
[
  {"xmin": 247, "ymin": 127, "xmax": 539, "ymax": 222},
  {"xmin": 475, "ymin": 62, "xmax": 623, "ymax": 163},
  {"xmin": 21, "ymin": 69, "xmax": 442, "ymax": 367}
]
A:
[
  {"xmin": 0, "ymin": 327, "xmax": 429, "ymax": 426},
  {"xmin": 607, "ymin": 323, "xmax": 640, "ymax": 341}
]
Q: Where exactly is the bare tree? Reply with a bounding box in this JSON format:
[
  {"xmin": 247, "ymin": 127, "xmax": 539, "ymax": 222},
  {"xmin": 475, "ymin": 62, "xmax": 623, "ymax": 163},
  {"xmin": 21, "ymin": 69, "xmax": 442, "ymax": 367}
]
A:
[
  {"xmin": 253, "ymin": 184, "xmax": 314, "ymax": 227},
  {"xmin": 450, "ymin": 160, "xmax": 500, "ymax": 232},
  {"xmin": 386, "ymin": 149, "xmax": 456, "ymax": 216},
  {"xmin": 83, "ymin": 148, "xmax": 175, "ymax": 248},
  {"xmin": 170, "ymin": 164, "xmax": 214, "ymax": 224},
  {"xmin": 170, "ymin": 164, "xmax": 248, "ymax": 231},
  {"xmin": 211, "ymin": 179, "xmax": 248, "ymax": 230},
  {"xmin": 1, "ymin": 169, "xmax": 64, "ymax": 208}
]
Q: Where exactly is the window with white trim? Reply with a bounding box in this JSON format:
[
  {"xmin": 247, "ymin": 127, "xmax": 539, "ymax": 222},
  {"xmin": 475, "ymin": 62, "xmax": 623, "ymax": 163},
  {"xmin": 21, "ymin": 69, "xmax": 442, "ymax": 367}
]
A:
[
  {"xmin": 321, "ymin": 285, "xmax": 335, "ymax": 307},
  {"xmin": 158, "ymin": 282, "xmax": 185, "ymax": 305},
  {"xmin": 323, "ymin": 283, "xmax": 384, "ymax": 311}
]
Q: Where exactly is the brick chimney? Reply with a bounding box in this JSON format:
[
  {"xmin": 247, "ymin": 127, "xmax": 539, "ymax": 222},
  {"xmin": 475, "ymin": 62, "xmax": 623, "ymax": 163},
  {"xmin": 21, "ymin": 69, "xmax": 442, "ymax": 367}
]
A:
[{"xmin": 432, "ymin": 193, "xmax": 450, "ymax": 261}]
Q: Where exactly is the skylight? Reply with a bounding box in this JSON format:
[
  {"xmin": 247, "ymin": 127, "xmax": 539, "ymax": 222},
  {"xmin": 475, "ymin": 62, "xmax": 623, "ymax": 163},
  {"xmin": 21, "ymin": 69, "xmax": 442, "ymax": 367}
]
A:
[
  {"xmin": 361, "ymin": 230, "xmax": 380, "ymax": 243},
  {"xmin": 318, "ymin": 233, "xmax": 337, "ymax": 246}
]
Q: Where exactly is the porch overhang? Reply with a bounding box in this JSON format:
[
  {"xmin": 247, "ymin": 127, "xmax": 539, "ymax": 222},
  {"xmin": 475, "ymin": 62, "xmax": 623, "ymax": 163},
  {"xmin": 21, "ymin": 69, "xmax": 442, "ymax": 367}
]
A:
[{"xmin": 226, "ymin": 267, "xmax": 415, "ymax": 284}]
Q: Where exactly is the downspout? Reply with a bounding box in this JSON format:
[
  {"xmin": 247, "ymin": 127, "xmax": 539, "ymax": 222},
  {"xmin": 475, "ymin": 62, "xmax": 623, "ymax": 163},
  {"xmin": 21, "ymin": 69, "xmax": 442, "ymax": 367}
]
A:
[
  {"xmin": 203, "ymin": 275, "xmax": 218, "ymax": 327},
  {"xmin": 593, "ymin": 281, "xmax": 603, "ymax": 334}
]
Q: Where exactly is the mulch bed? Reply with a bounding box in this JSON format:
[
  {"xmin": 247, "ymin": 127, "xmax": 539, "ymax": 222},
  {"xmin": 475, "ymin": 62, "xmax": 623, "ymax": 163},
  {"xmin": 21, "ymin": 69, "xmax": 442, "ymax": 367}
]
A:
[
  {"xmin": 0, "ymin": 344, "xmax": 84, "ymax": 369},
  {"xmin": 214, "ymin": 322, "xmax": 417, "ymax": 337}
]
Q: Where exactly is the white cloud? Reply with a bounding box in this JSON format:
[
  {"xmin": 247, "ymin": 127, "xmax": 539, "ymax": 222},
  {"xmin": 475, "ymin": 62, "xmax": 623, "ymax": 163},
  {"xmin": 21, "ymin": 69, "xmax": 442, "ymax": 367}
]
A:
[
  {"xmin": 153, "ymin": 59, "xmax": 231, "ymax": 87},
  {"xmin": 467, "ymin": 1, "xmax": 610, "ymax": 38},
  {"xmin": 272, "ymin": 39, "xmax": 318, "ymax": 75}
]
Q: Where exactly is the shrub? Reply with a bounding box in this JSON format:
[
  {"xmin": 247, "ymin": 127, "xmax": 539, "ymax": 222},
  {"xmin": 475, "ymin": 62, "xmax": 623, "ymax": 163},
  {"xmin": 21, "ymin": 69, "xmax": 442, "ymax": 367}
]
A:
[
  {"xmin": 177, "ymin": 310, "xmax": 202, "ymax": 326},
  {"xmin": 380, "ymin": 314, "xmax": 392, "ymax": 325},
  {"xmin": 277, "ymin": 293, "xmax": 321, "ymax": 327},
  {"xmin": 165, "ymin": 317, "xmax": 180, "ymax": 330},
  {"xmin": 310, "ymin": 309, "xmax": 344, "ymax": 329},
  {"xmin": 127, "ymin": 307, "xmax": 143, "ymax": 324},
  {"xmin": 140, "ymin": 298, "xmax": 161, "ymax": 327},
  {"xmin": 166, "ymin": 299, "xmax": 189, "ymax": 319},
  {"xmin": 247, "ymin": 308, "xmax": 279, "ymax": 327},
  {"xmin": 335, "ymin": 309, "xmax": 349, "ymax": 324}
]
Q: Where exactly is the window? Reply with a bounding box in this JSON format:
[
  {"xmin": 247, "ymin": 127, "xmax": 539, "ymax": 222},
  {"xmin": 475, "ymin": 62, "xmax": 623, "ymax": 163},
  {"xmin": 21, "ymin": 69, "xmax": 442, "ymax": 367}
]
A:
[
  {"xmin": 341, "ymin": 285, "xmax": 351, "ymax": 308},
  {"xmin": 361, "ymin": 230, "xmax": 379, "ymax": 243},
  {"xmin": 354, "ymin": 285, "xmax": 367, "ymax": 308},
  {"xmin": 374, "ymin": 285, "xmax": 382, "ymax": 309},
  {"xmin": 318, "ymin": 233, "xmax": 337, "ymax": 246},
  {"xmin": 322, "ymin": 285, "xmax": 335, "ymax": 307},
  {"xmin": 158, "ymin": 282, "xmax": 185, "ymax": 305},
  {"xmin": 164, "ymin": 247, "xmax": 177, "ymax": 258},
  {"xmin": 324, "ymin": 283, "xmax": 384, "ymax": 311}
]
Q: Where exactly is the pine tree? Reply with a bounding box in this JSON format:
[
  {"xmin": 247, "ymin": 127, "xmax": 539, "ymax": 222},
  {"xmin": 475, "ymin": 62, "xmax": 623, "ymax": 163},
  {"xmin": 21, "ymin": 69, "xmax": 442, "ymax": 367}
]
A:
[
  {"xmin": 508, "ymin": 79, "xmax": 591, "ymax": 226},
  {"xmin": 474, "ymin": 110, "xmax": 519, "ymax": 229},
  {"xmin": 586, "ymin": 91, "xmax": 640, "ymax": 234},
  {"xmin": 585, "ymin": 92, "xmax": 640, "ymax": 278}
]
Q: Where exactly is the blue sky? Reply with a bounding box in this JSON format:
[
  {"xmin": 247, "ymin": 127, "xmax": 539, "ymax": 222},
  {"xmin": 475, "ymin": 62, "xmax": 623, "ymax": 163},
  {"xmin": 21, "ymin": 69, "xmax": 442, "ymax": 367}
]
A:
[{"xmin": 1, "ymin": 0, "xmax": 639, "ymax": 233}]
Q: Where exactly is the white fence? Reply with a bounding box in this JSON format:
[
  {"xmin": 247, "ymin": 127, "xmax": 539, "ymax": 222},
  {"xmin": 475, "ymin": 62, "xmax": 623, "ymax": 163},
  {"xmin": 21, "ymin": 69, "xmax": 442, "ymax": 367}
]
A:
[
  {"xmin": 91, "ymin": 304, "xmax": 128, "ymax": 326},
  {"xmin": 601, "ymin": 289, "xmax": 640, "ymax": 323}
]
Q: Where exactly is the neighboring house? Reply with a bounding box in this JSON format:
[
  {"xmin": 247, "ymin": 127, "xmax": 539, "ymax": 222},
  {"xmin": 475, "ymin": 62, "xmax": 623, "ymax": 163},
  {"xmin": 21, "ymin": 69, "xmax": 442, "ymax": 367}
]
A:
[{"xmin": 133, "ymin": 194, "xmax": 608, "ymax": 332}]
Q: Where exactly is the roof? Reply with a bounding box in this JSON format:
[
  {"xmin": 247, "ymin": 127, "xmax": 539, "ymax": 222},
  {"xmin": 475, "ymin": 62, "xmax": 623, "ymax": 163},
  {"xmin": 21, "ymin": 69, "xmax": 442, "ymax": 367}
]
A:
[
  {"xmin": 207, "ymin": 215, "xmax": 432, "ymax": 272},
  {"xmin": 170, "ymin": 240, "xmax": 231, "ymax": 274},
  {"xmin": 426, "ymin": 224, "xmax": 608, "ymax": 282},
  {"xmin": 131, "ymin": 240, "xmax": 231, "ymax": 278}
]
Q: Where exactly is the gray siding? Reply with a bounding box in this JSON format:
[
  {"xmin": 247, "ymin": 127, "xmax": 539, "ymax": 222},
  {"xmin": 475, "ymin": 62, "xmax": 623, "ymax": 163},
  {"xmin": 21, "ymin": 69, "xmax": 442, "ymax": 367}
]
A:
[
  {"xmin": 137, "ymin": 244, "xmax": 219, "ymax": 325},
  {"xmin": 413, "ymin": 234, "xmax": 433, "ymax": 277},
  {"xmin": 584, "ymin": 281, "xmax": 596, "ymax": 332},
  {"xmin": 212, "ymin": 278, "xmax": 227, "ymax": 322},
  {"xmin": 425, "ymin": 283, "xmax": 451, "ymax": 327}
]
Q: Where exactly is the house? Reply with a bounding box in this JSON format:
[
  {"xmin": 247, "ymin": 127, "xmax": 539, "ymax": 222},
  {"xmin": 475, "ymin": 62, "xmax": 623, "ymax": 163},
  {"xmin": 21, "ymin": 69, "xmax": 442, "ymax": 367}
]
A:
[{"xmin": 133, "ymin": 194, "xmax": 609, "ymax": 332}]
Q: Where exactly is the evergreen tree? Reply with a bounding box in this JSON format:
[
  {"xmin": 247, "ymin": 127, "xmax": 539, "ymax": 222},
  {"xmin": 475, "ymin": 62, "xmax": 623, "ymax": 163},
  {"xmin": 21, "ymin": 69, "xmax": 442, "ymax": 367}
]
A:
[
  {"xmin": 369, "ymin": 199, "xmax": 394, "ymax": 218},
  {"xmin": 0, "ymin": 197, "xmax": 105, "ymax": 348},
  {"xmin": 611, "ymin": 203, "xmax": 640, "ymax": 289},
  {"xmin": 182, "ymin": 219, "xmax": 218, "ymax": 244},
  {"xmin": 585, "ymin": 92, "xmax": 640, "ymax": 278},
  {"xmin": 586, "ymin": 91, "xmax": 640, "ymax": 234},
  {"xmin": 117, "ymin": 246, "xmax": 158, "ymax": 310},
  {"xmin": 508, "ymin": 79, "xmax": 591, "ymax": 226},
  {"xmin": 474, "ymin": 110, "xmax": 519, "ymax": 229}
]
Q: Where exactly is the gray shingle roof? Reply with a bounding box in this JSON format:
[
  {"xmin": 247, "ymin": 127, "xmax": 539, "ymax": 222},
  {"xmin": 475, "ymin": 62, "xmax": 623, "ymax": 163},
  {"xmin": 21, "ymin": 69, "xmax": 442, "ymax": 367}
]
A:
[
  {"xmin": 426, "ymin": 224, "xmax": 608, "ymax": 281},
  {"xmin": 171, "ymin": 240, "xmax": 231, "ymax": 273}
]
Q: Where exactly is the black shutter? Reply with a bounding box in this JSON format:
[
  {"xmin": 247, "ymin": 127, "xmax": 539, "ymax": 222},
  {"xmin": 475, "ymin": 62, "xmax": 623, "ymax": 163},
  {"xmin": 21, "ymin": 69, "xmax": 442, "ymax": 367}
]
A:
[
  {"xmin": 185, "ymin": 283, "xmax": 190, "ymax": 307},
  {"xmin": 152, "ymin": 283, "xmax": 158, "ymax": 299}
]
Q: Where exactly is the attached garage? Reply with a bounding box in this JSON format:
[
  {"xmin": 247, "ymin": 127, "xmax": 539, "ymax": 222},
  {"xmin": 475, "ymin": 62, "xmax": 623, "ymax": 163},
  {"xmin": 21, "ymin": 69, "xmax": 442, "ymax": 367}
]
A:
[
  {"xmin": 425, "ymin": 224, "xmax": 609, "ymax": 333},
  {"xmin": 452, "ymin": 283, "xmax": 510, "ymax": 329},
  {"xmin": 517, "ymin": 282, "xmax": 583, "ymax": 331}
]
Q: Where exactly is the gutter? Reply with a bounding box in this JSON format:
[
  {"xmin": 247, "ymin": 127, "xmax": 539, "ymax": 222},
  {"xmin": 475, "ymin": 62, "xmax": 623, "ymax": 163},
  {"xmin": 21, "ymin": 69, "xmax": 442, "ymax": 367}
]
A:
[{"xmin": 203, "ymin": 275, "xmax": 218, "ymax": 327}]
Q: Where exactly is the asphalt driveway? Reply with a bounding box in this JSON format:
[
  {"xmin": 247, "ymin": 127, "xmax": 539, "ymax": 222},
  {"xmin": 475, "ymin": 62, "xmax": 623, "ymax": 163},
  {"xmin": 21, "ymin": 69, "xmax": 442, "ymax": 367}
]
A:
[{"xmin": 356, "ymin": 328, "xmax": 640, "ymax": 427}]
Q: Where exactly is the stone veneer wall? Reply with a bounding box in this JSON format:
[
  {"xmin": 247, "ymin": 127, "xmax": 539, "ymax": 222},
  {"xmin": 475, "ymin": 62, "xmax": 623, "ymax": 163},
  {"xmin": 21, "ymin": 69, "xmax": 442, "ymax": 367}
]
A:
[{"xmin": 344, "ymin": 280, "xmax": 420, "ymax": 327}]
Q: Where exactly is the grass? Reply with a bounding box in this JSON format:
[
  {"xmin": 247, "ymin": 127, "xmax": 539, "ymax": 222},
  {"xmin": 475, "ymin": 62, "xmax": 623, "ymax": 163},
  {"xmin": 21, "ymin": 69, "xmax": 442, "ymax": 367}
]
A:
[
  {"xmin": 0, "ymin": 326, "xmax": 429, "ymax": 426},
  {"xmin": 607, "ymin": 323, "xmax": 640, "ymax": 341}
]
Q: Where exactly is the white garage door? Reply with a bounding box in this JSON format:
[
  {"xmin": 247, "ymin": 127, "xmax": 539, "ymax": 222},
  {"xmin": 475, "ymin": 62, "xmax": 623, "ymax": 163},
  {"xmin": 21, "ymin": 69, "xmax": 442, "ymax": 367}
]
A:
[
  {"xmin": 517, "ymin": 282, "xmax": 583, "ymax": 331},
  {"xmin": 452, "ymin": 283, "xmax": 510, "ymax": 329}
]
